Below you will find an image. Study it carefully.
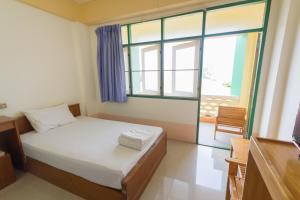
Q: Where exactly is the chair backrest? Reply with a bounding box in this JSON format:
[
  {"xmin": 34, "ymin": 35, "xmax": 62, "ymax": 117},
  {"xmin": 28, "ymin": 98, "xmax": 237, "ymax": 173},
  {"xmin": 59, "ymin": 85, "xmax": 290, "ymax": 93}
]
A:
[{"xmin": 218, "ymin": 106, "xmax": 246, "ymax": 120}]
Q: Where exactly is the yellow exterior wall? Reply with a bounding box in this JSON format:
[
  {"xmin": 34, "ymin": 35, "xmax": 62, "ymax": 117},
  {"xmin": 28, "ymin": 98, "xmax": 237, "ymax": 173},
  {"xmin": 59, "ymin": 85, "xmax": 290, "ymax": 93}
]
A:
[
  {"xmin": 206, "ymin": 3, "xmax": 265, "ymax": 34},
  {"xmin": 239, "ymin": 32, "xmax": 259, "ymax": 108}
]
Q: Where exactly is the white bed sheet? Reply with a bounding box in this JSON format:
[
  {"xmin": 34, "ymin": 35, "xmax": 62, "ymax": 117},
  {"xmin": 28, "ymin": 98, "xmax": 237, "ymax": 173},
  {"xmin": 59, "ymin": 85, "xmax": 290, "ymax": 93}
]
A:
[{"xmin": 20, "ymin": 116, "xmax": 162, "ymax": 189}]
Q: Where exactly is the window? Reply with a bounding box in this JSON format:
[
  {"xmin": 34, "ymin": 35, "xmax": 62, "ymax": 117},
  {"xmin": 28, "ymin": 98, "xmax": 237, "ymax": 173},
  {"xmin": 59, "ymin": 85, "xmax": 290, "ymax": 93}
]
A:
[
  {"xmin": 121, "ymin": 26, "xmax": 128, "ymax": 44},
  {"xmin": 206, "ymin": 2, "xmax": 265, "ymax": 35},
  {"xmin": 164, "ymin": 13, "xmax": 203, "ymax": 39},
  {"xmin": 123, "ymin": 47, "xmax": 130, "ymax": 94},
  {"xmin": 122, "ymin": 1, "xmax": 266, "ymax": 99},
  {"xmin": 122, "ymin": 13, "xmax": 203, "ymax": 99},
  {"xmin": 202, "ymin": 36, "xmax": 237, "ymax": 96},
  {"xmin": 202, "ymin": 33, "xmax": 260, "ymax": 97},
  {"xmin": 131, "ymin": 44, "xmax": 160, "ymax": 95},
  {"xmin": 131, "ymin": 20, "xmax": 161, "ymax": 43},
  {"xmin": 164, "ymin": 40, "xmax": 200, "ymax": 97}
]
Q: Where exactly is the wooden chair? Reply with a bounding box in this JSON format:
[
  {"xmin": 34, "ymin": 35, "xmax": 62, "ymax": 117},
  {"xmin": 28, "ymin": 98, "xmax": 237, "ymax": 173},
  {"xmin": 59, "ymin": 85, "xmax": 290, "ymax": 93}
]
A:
[
  {"xmin": 225, "ymin": 138, "xmax": 250, "ymax": 200},
  {"xmin": 214, "ymin": 106, "xmax": 246, "ymax": 140},
  {"xmin": 226, "ymin": 158, "xmax": 246, "ymax": 200}
]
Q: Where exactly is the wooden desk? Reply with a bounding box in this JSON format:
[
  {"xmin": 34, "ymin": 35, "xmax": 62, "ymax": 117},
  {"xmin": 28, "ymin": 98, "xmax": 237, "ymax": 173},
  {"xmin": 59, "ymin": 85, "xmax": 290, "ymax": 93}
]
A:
[
  {"xmin": 0, "ymin": 116, "xmax": 25, "ymax": 170},
  {"xmin": 243, "ymin": 137, "xmax": 300, "ymax": 200}
]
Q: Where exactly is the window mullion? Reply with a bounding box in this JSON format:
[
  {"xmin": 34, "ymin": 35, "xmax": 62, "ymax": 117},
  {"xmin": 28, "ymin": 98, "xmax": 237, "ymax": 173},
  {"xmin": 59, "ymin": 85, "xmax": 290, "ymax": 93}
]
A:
[
  {"xmin": 196, "ymin": 11, "xmax": 206, "ymax": 144},
  {"xmin": 198, "ymin": 11, "xmax": 206, "ymax": 99},
  {"xmin": 127, "ymin": 24, "xmax": 133, "ymax": 96},
  {"xmin": 160, "ymin": 18, "xmax": 164, "ymax": 97}
]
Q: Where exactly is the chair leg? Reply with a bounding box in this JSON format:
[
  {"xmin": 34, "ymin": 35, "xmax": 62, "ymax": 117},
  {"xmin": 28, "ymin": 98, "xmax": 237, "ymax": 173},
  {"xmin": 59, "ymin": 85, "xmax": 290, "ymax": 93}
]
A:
[
  {"xmin": 214, "ymin": 125, "xmax": 217, "ymax": 140},
  {"xmin": 241, "ymin": 128, "xmax": 245, "ymax": 139},
  {"xmin": 225, "ymin": 180, "xmax": 231, "ymax": 200},
  {"xmin": 225, "ymin": 179, "xmax": 230, "ymax": 200},
  {"xmin": 226, "ymin": 162, "xmax": 238, "ymax": 200}
]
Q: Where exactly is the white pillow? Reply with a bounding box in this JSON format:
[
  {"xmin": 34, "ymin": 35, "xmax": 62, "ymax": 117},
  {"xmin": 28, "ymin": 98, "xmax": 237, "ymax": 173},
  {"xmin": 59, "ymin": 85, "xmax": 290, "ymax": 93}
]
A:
[{"xmin": 24, "ymin": 104, "xmax": 77, "ymax": 133}]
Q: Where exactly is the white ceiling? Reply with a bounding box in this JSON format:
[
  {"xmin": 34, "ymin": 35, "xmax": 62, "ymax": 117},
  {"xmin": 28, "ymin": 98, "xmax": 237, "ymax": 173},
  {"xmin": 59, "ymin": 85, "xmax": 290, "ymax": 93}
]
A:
[{"xmin": 73, "ymin": 0, "xmax": 92, "ymax": 4}]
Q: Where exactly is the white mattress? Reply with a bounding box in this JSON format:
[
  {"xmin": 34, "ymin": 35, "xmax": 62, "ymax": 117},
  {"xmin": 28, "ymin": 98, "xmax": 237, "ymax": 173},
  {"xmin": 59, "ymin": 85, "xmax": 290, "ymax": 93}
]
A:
[{"xmin": 20, "ymin": 116, "xmax": 163, "ymax": 189}]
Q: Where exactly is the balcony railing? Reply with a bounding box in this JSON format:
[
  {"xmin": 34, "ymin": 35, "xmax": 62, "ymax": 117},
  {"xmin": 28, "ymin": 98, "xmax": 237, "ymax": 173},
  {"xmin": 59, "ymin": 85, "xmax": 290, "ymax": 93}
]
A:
[{"xmin": 200, "ymin": 95, "xmax": 240, "ymax": 117}]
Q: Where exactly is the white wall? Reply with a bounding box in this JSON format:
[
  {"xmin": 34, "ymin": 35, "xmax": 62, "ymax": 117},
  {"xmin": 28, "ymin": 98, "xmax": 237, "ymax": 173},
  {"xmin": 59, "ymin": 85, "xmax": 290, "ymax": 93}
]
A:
[
  {"xmin": 255, "ymin": 0, "xmax": 291, "ymax": 137},
  {"xmin": 252, "ymin": 0, "xmax": 281, "ymax": 136},
  {"xmin": 277, "ymin": 2, "xmax": 300, "ymax": 140},
  {"xmin": 71, "ymin": 22, "xmax": 95, "ymax": 115},
  {"xmin": 255, "ymin": 0, "xmax": 300, "ymax": 141},
  {"xmin": 0, "ymin": 0, "xmax": 89, "ymax": 116}
]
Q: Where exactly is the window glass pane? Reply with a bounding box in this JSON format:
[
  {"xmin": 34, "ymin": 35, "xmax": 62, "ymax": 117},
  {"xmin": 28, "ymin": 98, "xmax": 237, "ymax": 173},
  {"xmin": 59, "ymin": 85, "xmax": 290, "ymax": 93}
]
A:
[
  {"xmin": 174, "ymin": 41, "xmax": 199, "ymax": 70},
  {"xmin": 163, "ymin": 40, "xmax": 200, "ymax": 97},
  {"xmin": 201, "ymin": 33, "xmax": 260, "ymax": 97},
  {"xmin": 164, "ymin": 40, "xmax": 200, "ymax": 70},
  {"xmin": 132, "ymin": 71, "xmax": 160, "ymax": 95},
  {"xmin": 125, "ymin": 72, "xmax": 130, "ymax": 94},
  {"xmin": 123, "ymin": 47, "xmax": 130, "ymax": 94},
  {"xmin": 123, "ymin": 47, "xmax": 129, "ymax": 71},
  {"xmin": 131, "ymin": 43, "xmax": 160, "ymax": 95},
  {"xmin": 131, "ymin": 20, "xmax": 161, "ymax": 43},
  {"xmin": 206, "ymin": 2, "xmax": 265, "ymax": 34},
  {"xmin": 121, "ymin": 26, "xmax": 128, "ymax": 44},
  {"xmin": 130, "ymin": 44, "xmax": 160, "ymax": 71},
  {"xmin": 202, "ymin": 35, "xmax": 237, "ymax": 96},
  {"xmin": 164, "ymin": 70, "xmax": 198, "ymax": 97},
  {"xmin": 164, "ymin": 12, "xmax": 203, "ymax": 39}
]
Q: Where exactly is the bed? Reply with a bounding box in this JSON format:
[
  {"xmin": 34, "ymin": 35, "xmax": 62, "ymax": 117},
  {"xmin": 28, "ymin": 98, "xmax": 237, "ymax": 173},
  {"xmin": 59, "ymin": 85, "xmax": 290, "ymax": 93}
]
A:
[{"xmin": 15, "ymin": 104, "xmax": 167, "ymax": 200}]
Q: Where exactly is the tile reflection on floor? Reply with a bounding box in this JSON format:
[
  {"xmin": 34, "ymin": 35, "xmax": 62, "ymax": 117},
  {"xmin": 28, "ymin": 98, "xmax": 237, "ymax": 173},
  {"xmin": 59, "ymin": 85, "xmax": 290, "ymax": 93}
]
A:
[
  {"xmin": 140, "ymin": 140, "xmax": 229, "ymax": 200},
  {"xmin": 0, "ymin": 140, "xmax": 229, "ymax": 200},
  {"xmin": 198, "ymin": 122, "xmax": 242, "ymax": 149}
]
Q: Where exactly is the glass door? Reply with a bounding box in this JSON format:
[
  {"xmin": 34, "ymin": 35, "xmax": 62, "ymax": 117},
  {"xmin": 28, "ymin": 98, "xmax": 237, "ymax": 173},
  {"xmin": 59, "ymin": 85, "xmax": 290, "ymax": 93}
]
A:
[
  {"xmin": 196, "ymin": 0, "xmax": 270, "ymax": 149},
  {"xmin": 198, "ymin": 32, "xmax": 261, "ymax": 149}
]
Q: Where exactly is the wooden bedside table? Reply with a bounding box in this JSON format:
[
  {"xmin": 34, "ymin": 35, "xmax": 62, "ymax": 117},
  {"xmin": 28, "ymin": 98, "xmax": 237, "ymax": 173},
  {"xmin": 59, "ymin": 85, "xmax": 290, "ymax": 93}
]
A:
[
  {"xmin": 0, "ymin": 116, "xmax": 25, "ymax": 170},
  {"xmin": 0, "ymin": 153, "xmax": 16, "ymax": 189}
]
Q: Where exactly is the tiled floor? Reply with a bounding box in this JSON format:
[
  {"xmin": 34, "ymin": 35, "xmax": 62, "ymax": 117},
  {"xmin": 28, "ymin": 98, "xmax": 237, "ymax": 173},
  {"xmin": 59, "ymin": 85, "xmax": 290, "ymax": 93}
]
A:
[
  {"xmin": 0, "ymin": 140, "xmax": 229, "ymax": 200},
  {"xmin": 141, "ymin": 140, "xmax": 229, "ymax": 200},
  {"xmin": 198, "ymin": 122, "xmax": 242, "ymax": 149}
]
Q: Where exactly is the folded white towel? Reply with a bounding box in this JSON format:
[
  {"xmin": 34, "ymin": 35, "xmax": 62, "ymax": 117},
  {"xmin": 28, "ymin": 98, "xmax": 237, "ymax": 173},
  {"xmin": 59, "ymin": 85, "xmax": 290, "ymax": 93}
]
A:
[{"xmin": 118, "ymin": 129, "xmax": 154, "ymax": 150}]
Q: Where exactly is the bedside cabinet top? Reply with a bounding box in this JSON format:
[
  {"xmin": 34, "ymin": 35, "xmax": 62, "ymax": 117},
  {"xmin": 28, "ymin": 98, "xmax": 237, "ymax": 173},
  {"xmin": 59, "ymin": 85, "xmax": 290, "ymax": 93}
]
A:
[
  {"xmin": 0, "ymin": 116, "xmax": 15, "ymax": 133},
  {"xmin": 0, "ymin": 116, "xmax": 14, "ymax": 124}
]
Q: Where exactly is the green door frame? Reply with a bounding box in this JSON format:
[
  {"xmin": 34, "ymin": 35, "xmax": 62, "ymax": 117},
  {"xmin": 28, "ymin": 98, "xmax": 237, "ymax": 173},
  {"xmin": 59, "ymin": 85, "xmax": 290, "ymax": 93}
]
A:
[
  {"xmin": 195, "ymin": 9, "xmax": 206, "ymax": 146},
  {"xmin": 196, "ymin": 0, "xmax": 272, "ymax": 148}
]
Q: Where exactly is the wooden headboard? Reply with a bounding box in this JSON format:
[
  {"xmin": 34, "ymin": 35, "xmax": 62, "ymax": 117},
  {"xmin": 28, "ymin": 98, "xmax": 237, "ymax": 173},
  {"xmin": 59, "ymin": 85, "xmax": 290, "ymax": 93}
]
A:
[{"xmin": 15, "ymin": 104, "xmax": 81, "ymax": 135}]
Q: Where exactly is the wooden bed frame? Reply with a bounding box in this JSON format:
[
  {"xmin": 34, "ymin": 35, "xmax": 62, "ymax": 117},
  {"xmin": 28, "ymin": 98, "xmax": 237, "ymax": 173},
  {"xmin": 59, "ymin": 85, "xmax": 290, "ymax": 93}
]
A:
[{"xmin": 15, "ymin": 104, "xmax": 167, "ymax": 200}]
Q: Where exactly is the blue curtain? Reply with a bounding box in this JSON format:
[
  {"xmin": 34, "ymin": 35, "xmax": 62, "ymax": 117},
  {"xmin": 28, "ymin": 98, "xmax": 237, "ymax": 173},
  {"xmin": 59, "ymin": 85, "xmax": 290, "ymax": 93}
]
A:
[{"xmin": 95, "ymin": 24, "xmax": 127, "ymax": 103}]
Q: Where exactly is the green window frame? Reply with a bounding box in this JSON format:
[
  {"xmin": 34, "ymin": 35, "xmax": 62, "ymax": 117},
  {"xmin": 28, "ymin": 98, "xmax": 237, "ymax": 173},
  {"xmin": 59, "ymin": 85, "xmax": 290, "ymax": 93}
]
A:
[
  {"xmin": 122, "ymin": 0, "xmax": 267, "ymax": 101},
  {"xmin": 122, "ymin": 12, "xmax": 205, "ymax": 101}
]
